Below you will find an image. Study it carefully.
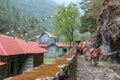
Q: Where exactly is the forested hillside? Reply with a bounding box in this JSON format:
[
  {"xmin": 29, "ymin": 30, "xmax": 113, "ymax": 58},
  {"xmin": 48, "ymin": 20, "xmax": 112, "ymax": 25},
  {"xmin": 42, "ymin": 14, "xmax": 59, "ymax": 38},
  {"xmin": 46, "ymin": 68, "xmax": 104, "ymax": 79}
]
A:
[
  {"xmin": 0, "ymin": 0, "xmax": 38, "ymax": 40},
  {"xmin": 12, "ymin": 0, "xmax": 58, "ymax": 33},
  {"xmin": 0, "ymin": 0, "xmax": 58, "ymax": 40},
  {"xmin": 12, "ymin": 0, "xmax": 58, "ymax": 19},
  {"xmin": 0, "ymin": 0, "xmax": 19, "ymax": 33},
  {"xmin": 0, "ymin": 0, "xmax": 24, "ymax": 34}
]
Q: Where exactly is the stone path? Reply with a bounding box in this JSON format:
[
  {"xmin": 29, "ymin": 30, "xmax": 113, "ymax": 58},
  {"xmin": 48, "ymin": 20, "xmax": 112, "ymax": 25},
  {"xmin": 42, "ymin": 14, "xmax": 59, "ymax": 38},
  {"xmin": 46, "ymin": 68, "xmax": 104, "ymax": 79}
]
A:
[{"xmin": 77, "ymin": 55, "xmax": 120, "ymax": 80}]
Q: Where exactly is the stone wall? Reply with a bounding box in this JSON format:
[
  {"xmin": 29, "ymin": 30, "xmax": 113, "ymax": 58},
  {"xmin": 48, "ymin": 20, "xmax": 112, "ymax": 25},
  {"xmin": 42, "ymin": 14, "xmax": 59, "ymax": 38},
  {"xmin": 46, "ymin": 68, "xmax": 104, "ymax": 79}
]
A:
[
  {"xmin": 11, "ymin": 48, "xmax": 76, "ymax": 80},
  {"xmin": 18, "ymin": 54, "xmax": 44, "ymax": 73},
  {"xmin": 19, "ymin": 54, "xmax": 34, "ymax": 72},
  {"xmin": 0, "ymin": 64, "xmax": 9, "ymax": 79},
  {"xmin": 0, "ymin": 55, "xmax": 30, "ymax": 79},
  {"xmin": 35, "ymin": 55, "xmax": 77, "ymax": 80},
  {"xmin": 33, "ymin": 53, "xmax": 44, "ymax": 67},
  {"xmin": 0, "ymin": 53, "xmax": 44, "ymax": 80},
  {"xmin": 53, "ymin": 55, "xmax": 77, "ymax": 80},
  {"xmin": 0, "ymin": 56, "xmax": 19, "ymax": 76}
]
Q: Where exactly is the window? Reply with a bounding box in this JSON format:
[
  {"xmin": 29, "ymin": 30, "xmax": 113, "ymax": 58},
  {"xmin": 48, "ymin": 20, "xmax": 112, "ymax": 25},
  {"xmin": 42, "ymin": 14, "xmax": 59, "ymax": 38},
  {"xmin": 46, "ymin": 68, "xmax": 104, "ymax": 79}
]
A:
[{"xmin": 63, "ymin": 48, "xmax": 67, "ymax": 53}]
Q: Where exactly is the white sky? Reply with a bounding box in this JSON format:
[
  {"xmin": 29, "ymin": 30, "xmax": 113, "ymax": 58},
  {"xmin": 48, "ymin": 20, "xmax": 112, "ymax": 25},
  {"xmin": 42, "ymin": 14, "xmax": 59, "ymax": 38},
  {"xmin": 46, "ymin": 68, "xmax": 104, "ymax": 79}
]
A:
[
  {"xmin": 54, "ymin": 0, "xmax": 84, "ymax": 14},
  {"xmin": 54, "ymin": 0, "xmax": 78, "ymax": 5}
]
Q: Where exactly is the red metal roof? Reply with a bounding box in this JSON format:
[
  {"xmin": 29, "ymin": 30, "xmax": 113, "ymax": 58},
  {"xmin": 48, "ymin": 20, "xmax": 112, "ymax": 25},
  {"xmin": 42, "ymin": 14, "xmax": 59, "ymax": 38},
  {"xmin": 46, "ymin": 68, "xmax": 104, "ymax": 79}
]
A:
[
  {"xmin": 28, "ymin": 42, "xmax": 48, "ymax": 53},
  {"xmin": 0, "ymin": 62, "xmax": 7, "ymax": 66},
  {"xmin": 29, "ymin": 42, "xmax": 39, "ymax": 46},
  {"xmin": 36, "ymin": 31, "xmax": 56, "ymax": 38},
  {"xmin": 38, "ymin": 43, "xmax": 51, "ymax": 47},
  {"xmin": 0, "ymin": 35, "xmax": 24, "ymax": 56},
  {"xmin": 0, "ymin": 44, "xmax": 7, "ymax": 56},
  {"xmin": 56, "ymin": 42, "xmax": 71, "ymax": 47},
  {"xmin": 15, "ymin": 39, "xmax": 48, "ymax": 54},
  {"xmin": 15, "ymin": 38, "xmax": 34, "ymax": 54},
  {"xmin": 56, "ymin": 42, "xmax": 65, "ymax": 47},
  {"xmin": 0, "ymin": 35, "xmax": 48, "ymax": 56}
]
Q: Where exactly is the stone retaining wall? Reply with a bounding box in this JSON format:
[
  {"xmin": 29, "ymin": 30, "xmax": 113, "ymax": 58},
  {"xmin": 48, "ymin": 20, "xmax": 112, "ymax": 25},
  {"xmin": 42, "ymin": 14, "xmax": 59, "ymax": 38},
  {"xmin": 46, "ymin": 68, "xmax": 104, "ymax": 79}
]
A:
[
  {"xmin": 11, "ymin": 48, "xmax": 77, "ymax": 80},
  {"xmin": 36, "ymin": 55, "xmax": 77, "ymax": 80},
  {"xmin": 0, "ymin": 64, "xmax": 9, "ymax": 79},
  {"xmin": 53, "ymin": 55, "xmax": 77, "ymax": 80}
]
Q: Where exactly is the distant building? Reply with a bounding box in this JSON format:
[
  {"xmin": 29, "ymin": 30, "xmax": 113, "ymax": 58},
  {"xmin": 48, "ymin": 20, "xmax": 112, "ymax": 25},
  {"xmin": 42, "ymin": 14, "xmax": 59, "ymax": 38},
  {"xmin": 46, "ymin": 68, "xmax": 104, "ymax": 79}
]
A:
[
  {"xmin": 36, "ymin": 31, "xmax": 56, "ymax": 57},
  {"xmin": 36, "ymin": 31, "xmax": 71, "ymax": 58},
  {"xmin": 36, "ymin": 31, "xmax": 56, "ymax": 44},
  {"xmin": 0, "ymin": 35, "xmax": 47, "ymax": 79},
  {"xmin": 56, "ymin": 42, "xmax": 71, "ymax": 54}
]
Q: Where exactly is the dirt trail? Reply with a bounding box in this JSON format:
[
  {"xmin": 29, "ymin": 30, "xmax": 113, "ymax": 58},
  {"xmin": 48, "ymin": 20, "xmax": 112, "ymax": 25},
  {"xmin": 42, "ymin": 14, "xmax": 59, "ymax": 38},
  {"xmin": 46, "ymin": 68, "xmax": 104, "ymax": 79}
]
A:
[{"xmin": 76, "ymin": 55, "xmax": 120, "ymax": 80}]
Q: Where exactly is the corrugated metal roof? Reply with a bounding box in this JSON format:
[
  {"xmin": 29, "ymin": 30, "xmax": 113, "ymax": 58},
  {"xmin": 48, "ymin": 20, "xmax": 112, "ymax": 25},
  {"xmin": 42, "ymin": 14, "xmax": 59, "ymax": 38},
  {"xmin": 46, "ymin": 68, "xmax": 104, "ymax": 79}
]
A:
[
  {"xmin": 0, "ymin": 35, "xmax": 47, "ymax": 56},
  {"xmin": 0, "ymin": 35, "xmax": 24, "ymax": 56},
  {"xmin": 56, "ymin": 42, "xmax": 71, "ymax": 47},
  {"xmin": 15, "ymin": 38, "xmax": 35, "ymax": 54},
  {"xmin": 38, "ymin": 43, "xmax": 51, "ymax": 47},
  {"xmin": 56, "ymin": 42, "xmax": 65, "ymax": 47},
  {"xmin": 0, "ymin": 61, "xmax": 7, "ymax": 66},
  {"xmin": 28, "ymin": 42, "xmax": 48, "ymax": 53},
  {"xmin": 35, "ymin": 31, "xmax": 56, "ymax": 38}
]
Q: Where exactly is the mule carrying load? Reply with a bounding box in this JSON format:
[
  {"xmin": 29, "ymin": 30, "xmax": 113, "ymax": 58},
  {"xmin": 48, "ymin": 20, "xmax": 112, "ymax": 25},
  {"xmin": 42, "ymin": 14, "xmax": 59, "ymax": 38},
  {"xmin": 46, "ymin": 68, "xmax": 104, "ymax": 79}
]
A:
[
  {"xmin": 77, "ymin": 42, "xmax": 101, "ymax": 66},
  {"xmin": 77, "ymin": 0, "xmax": 120, "ymax": 66},
  {"xmin": 85, "ymin": 0, "xmax": 120, "ymax": 64}
]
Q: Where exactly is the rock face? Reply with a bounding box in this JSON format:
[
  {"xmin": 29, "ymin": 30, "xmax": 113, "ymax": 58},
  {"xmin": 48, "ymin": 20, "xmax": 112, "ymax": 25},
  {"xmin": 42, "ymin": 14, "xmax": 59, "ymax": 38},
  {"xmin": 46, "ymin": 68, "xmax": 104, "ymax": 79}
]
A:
[
  {"xmin": 34, "ymin": 54, "xmax": 77, "ymax": 80},
  {"xmin": 95, "ymin": 0, "xmax": 120, "ymax": 55},
  {"xmin": 53, "ymin": 55, "xmax": 77, "ymax": 80}
]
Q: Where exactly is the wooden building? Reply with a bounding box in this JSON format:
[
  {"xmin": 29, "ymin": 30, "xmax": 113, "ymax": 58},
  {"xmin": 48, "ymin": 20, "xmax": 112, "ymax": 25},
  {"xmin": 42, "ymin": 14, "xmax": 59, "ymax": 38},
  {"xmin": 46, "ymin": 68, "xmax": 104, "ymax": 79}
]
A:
[
  {"xmin": 0, "ymin": 35, "xmax": 47, "ymax": 79},
  {"xmin": 36, "ymin": 31, "xmax": 71, "ymax": 58}
]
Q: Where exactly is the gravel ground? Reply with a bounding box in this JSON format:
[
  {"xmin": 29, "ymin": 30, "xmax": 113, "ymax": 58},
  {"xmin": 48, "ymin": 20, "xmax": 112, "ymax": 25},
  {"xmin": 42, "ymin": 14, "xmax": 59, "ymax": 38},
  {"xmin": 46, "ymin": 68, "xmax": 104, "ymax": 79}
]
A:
[{"xmin": 76, "ymin": 55, "xmax": 120, "ymax": 80}]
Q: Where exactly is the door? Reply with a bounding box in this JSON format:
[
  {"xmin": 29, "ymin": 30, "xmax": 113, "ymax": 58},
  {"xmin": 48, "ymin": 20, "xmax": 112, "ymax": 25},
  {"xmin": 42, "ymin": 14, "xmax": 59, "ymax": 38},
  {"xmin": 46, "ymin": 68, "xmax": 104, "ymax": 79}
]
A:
[{"xmin": 9, "ymin": 61, "xmax": 15, "ymax": 76}]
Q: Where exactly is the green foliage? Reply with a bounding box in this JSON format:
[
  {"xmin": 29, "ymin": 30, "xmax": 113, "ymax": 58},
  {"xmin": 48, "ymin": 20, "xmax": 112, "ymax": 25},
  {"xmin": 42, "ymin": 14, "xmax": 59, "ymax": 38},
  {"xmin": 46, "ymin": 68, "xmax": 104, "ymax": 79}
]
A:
[
  {"xmin": 79, "ymin": 14, "xmax": 97, "ymax": 33},
  {"xmin": 12, "ymin": 0, "xmax": 57, "ymax": 18},
  {"xmin": 80, "ymin": 0, "xmax": 103, "ymax": 19},
  {"xmin": 79, "ymin": 0, "xmax": 104, "ymax": 33},
  {"xmin": 80, "ymin": 32, "xmax": 91, "ymax": 41},
  {"xmin": 12, "ymin": 0, "xmax": 58, "ymax": 33},
  {"xmin": 0, "ymin": 0, "xmax": 46, "ymax": 41},
  {"xmin": 53, "ymin": 3, "xmax": 80, "ymax": 43},
  {"xmin": 0, "ymin": 0, "xmax": 19, "ymax": 33}
]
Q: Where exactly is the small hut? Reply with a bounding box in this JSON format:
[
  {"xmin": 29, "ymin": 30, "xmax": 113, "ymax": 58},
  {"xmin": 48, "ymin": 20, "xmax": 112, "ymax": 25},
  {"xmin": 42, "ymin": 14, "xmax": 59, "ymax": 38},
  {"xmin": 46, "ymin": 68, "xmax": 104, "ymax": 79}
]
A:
[{"xmin": 0, "ymin": 35, "xmax": 47, "ymax": 79}]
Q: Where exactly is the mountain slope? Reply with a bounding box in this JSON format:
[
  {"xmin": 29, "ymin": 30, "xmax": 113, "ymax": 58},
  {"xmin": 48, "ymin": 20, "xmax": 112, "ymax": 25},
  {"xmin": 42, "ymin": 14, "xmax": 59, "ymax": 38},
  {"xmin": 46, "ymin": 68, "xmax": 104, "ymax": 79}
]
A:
[
  {"xmin": 12, "ymin": 0, "xmax": 58, "ymax": 19},
  {"xmin": 11, "ymin": 0, "xmax": 58, "ymax": 33}
]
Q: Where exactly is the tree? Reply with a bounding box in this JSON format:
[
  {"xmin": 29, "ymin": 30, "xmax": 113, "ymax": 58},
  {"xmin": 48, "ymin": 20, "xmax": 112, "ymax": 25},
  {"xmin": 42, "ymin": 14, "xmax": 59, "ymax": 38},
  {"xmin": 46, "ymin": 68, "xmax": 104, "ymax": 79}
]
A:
[
  {"xmin": 79, "ymin": 13, "xmax": 97, "ymax": 33},
  {"xmin": 79, "ymin": 0, "xmax": 104, "ymax": 33},
  {"xmin": 0, "ymin": 0, "xmax": 44, "ymax": 41},
  {"xmin": 80, "ymin": 0, "xmax": 104, "ymax": 19},
  {"xmin": 53, "ymin": 3, "xmax": 79, "ymax": 45}
]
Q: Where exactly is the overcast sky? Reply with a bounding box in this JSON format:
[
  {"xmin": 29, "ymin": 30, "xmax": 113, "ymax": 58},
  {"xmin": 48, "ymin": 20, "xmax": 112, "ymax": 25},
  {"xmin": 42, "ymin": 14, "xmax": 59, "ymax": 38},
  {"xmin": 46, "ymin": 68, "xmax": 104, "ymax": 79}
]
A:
[
  {"xmin": 54, "ymin": 0, "xmax": 84, "ymax": 14},
  {"xmin": 54, "ymin": 0, "xmax": 78, "ymax": 5}
]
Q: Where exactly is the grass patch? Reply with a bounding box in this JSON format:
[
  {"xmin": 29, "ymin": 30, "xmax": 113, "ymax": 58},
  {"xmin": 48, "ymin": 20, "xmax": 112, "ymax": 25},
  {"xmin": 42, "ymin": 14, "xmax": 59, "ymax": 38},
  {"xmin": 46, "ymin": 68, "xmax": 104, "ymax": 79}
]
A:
[{"xmin": 44, "ymin": 58, "xmax": 56, "ymax": 64}]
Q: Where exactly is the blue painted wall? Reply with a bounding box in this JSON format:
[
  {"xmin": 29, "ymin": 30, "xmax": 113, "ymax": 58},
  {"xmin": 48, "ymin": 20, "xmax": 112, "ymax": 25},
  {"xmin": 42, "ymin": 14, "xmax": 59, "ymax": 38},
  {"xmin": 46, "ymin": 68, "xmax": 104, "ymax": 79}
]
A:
[
  {"xmin": 37, "ymin": 34, "xmax": 55, "ymax": 44},
  {"xmin": 36, "ymin": 33, "xmax": 69, "ymax": 58}
]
